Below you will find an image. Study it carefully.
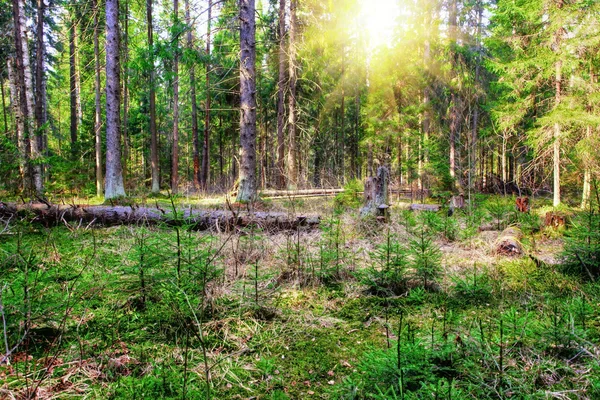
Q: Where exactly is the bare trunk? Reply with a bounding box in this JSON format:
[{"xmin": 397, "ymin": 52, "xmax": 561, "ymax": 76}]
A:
[
  {"xmin": 69, "ymin": 12, "xmax": 79, "ymax": 156},
  {"xmin": 148, "ymin": 0, "xmax": 159, "ymax": 193},
  {"xmin": 94, "ymin": 0, "xmax": 103, "ymax": 197},
  {"xmin": 122, "ymin": 0, "xmax": 130, "ymax": 179},
  {"xmin": 275, "ymin": 0, "xmax": 286, "ymax": 189},
  {"xmin": 236, "ymin": 0, "xmax": 257, "ymax": 203},
  {"xmin": 35, "ymin": 0, "xmax": 46, "ymax": 154},
  {"xmin": 7, "ymin": 58, "xmax": 26, "ymax": 185},
  {"xmin": 0, "ymin": 202, "xmax": 320, "ymax": 232},
  {"xmin": 200, "ymin": 0, "xmax": 212, "ymax": 190},
  {"xmin": 105, "ymin": 0, "xmax": 126, "ymax": 199},
  {"xmin": 553, "ymin": 60, "xmax": 561, "ymax": 207},
  {"xmin": 14, "ymin": 0, "xmax": 42, "ymax": 195},
  {"xmin": 171, "ymin": 0, "xmax": 180, "ymax": 193},
  {"xmin": 186, "ymin": 0, "xmax": 200, "ymax": 189},
  {"xmin": 286, "ymin": 0, "xmax": 298, "ymax": 189}
]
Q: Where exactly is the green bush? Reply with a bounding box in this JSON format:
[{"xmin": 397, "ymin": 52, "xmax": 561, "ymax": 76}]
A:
[
  {"xmin": 334, "ymin": 179, "xmax": 364, "ymax": 210},
  {"xmin": 562, "ymin": 206, "xmax": 600, "ymax": 280},
  {"xmin": 359, "ymin": 232, "xmax": 409, "ymax": 295}
]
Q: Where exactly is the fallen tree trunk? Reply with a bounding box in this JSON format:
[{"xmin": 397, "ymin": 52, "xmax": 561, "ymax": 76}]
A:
[
  {"xmin": 409, "ymin": 204, "xmax": 440, "ymax": 212},
  {"xmin": 495, "ymin": 227, "xmax": 523, "ymax": 256},
  {"xmin": 0, "ymin": 202, "xmax": 320, "ymax": 232},
  {"xmin": 259, "ymin": 188, "xmax": 344, "ymax": 197}
]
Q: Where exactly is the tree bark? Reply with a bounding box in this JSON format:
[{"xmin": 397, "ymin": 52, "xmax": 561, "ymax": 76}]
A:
[
  {"xmin": 147, "ymin": 0, "xmax": 160, "ymax": 193},
  {"xmin": 13, "ymin": 0, "xmax": 43, "ymax": 195},
  {"xmin": 200, "ymin": 0, "xmax": 212, "ymax": 190},
  {"xmin": 122, "ymin": 0, "xmax": 130, "ymax": 179},
  {"xmin": 69, "ymin": 11, "xmax": 78, "ymax": 156},
  {"xmin": 94, "ymin": 0, "xmax": 103, "ymax": 197},
  {"xmin": 286, "ymin": 0, "xmax": 298, "ymax": 189},
  {"xmin": 7, "ymin": 58, "xmax": 26, "ymax": 185},
  {"xmin": 171, "ymin": 0, "xmax": 180, "ymax": 193},
  {"xmin": 553, "ymin": 60, "xmax": 561, "ymax": 207},
  {"xmin": 236, "ymin": 0, "xmax": 257, "ymax": 203},
  {"xmin": 186, "ymin": 0, "xmax": 200, "ymax": 189},
  {"xmin": 35, "ymin": 0, "xmax": 46, "ymax": 154},
  {"xmin": 105, "ymin": 0, "xmax": 126, "ymax": 199},
  {"xmin": 276, "ymin": 0, "xmax": 286, "ymax": 189},
  {"xmin": 0, "ymin": 202, "xmax": 320, "ymax": 232}
]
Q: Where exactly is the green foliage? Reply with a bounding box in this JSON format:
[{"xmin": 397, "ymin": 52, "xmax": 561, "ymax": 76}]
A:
[
  {"xmin": 334, "ymin": 179, "xmax": 364, "ymax": 211},
  {"xmin": 409, "ymin": 226, "xmax": 442, "ymax": 289},
  {"xmin": 358, "ymin": 231, "xmax": 408, "ymax": 295},
  {"xmin": 451, "ymin": 267, "xmax": 494, "ymax": 305},
  {"xmin": 562, "ymin": 204, "xmax": 600, "ymax": 280}
]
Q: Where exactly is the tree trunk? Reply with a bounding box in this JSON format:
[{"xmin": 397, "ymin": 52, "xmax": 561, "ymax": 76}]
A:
[
  {"xmin": 236, "ymin": 0, "xmax": 257, "ymax": 203},
  {"xmin": 275, "ymin": 0, "xmax": 286, "ymax": 189},
  {"xmin": 148, "ymin": 0, "xmax": 160, "ymax": 193},
  {"xmin": 0, "ymin": 202, "xmax": 320, "ymax": 232},
  {"xmin": 94, "ymin": 0, "xmax": 103, "ymax": 197},
  {"xmin": 200, "ymin": 0, "xmax": 212, "ymax": 190},
  {"xmin": 13, "ymin": 0, "xmax": 42, "ymax": 195},
  {"xmin": 105, "ymin": 0, "xmax": 126, "ymax": 199},
  {"xmin": 448, "ymin": 0, "xmax": 459, "ymax": 192},
  {"xmin": 360, "ymin": 166, "xmax": 390, "ymax": 219},
  {"xmin": 7, "ymin": 57, "xmax": 26, "ymax": 186},
  {"xmin": 286, "ymin": 0, "xmax": 298, "ymax": 189},
  {"xmin": 553, "ymin": 60, "xmax": 561, "ymax": 207},
  {"xmin": 69, "ymin": 12, "xmax": 78, "ymax": 156},
  {"xmin": 122, "ymin": 0, "xmax": 130, "ymax": 180},
  {"xmin": 171, "ymin": 0, "xmax": 180, "ymax": 193},
  {"xmin": 35, "ymin": 0, "xmax": 46, "ymax": 155},
  {"xmin": 186, "ymin": 0, "xmax": 200, "ymax": 189}
]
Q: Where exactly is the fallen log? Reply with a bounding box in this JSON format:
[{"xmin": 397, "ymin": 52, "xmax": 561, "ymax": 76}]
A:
[
  {"xmin": 495, "ymin": 227, "xmax": 523, "ymax": 256},
  {"xmin": 0, "ymin": 202, "xmax": 320, "ymax": 232},
  {"xmin": 409, "ymin": 204, "xmax": 440, "ymax": 212},
  {"xmin": 259, "ymin": 188, "xmax": 344, "ymax": 197}
]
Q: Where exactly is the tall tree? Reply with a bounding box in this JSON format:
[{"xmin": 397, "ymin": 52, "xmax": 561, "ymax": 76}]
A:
[
  {"xmin": 34, "ymin": 0, "xmax": 46, "ymax": 154},
  {"xmin": 171, "ymin": 0, "xmax": 180, "ymax": 193},
  {"xmin": 13, "ymin": 0, "xmax": 43, "ymax": 195},
  {"xmin": 275, "ymin": 0, "xmax": 286, "ymax": 189},
  {"xmin": 148, "ymin": 0, "xmax": 159, "ymax": 193},
  {"xmin": 94, "ymin": 0, "xmax": 103, "ymax": 197},
  {"xmin": 201, "ymin": 0, "xmax": 212, "ymax": 189},
  {"xmin": 186, "ymin": 0, "xmax": 200, "ymax": 188},
  {"xmin": 236, "ymin": 0, "xmax": 257, "ymax": 202},
  {"xmin": 69, "ymin": 9, "xmax": 79, "ymax": 156},
  {"xmin": 105, "ymin": 0, "xmax": 126, "ymax": 199},
  {"xmin": 286, "ymin": 0, "xmax": 298, "ymax": 188}
]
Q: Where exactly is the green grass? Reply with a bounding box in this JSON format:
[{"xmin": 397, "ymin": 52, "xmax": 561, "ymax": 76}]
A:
[{"xmin": 1, "ymin": 195, "xmax": 599, "ymax": 399}]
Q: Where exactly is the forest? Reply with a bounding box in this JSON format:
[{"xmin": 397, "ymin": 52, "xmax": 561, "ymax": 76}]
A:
[{"xmin": 1, "ymin": 0, "xmax": 600, "ymax": 398}]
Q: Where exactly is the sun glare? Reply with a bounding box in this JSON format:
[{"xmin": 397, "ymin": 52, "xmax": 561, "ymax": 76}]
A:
[{"xmin": 361, "ymin": 0, "xmax": 402, "ymax": 48}]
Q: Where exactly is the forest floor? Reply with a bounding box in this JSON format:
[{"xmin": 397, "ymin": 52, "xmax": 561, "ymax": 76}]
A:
[{"xmin": 1, "ymin": 194, "xmax": 599, "ymax": 399}]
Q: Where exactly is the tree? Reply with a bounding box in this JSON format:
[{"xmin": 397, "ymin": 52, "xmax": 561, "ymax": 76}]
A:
[
  {"xmin": 236, "ymin": 0, "xmax": 257, "ymax": 202},
  {"xmin": 104, "ymin": 0, "xmax": 126, "ymax": 199},
  {"xmin": 94, "ymin": 0, "xmax": 103, "ymax": 197},
  {"xmin": 275, "ymin": 0, "xmax": 286, "ymax": 189},
  {"xmin": 201, "ymin": 0, "xmax": 212, "ymax": 190},
  {"xmin": 186, "ymin": 0, "xmax": 200, "ymax": 189},
  {"xmin": 171, "ymin": 0, "xmax": 180, "ymax": 193},
  {"xmin": 286, "ymin": 0, "xmax": 298, "ymax": 189},
  {"xmin": 147, "ymin": 0, "xmax": 159, "ymax": 193},
  {"xmin": 13, "ymin": 0, "xmax": 43, "ymax": 195}
]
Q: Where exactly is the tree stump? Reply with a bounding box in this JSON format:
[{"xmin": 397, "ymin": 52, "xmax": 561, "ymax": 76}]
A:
[
  {"xmin": 516, "ymin": 197, "xmax": 529, "ymax": 213},
  {"xmin": 544, "ymin": 212, "xmax": 566, "ymax": 229},
  {"xmin": 360, "ymin": 166, "xmax": 390, "ymax": 220},
  {"xmin": 448, "ymin": 194, "xmax": 465, "ymax": 216}
]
